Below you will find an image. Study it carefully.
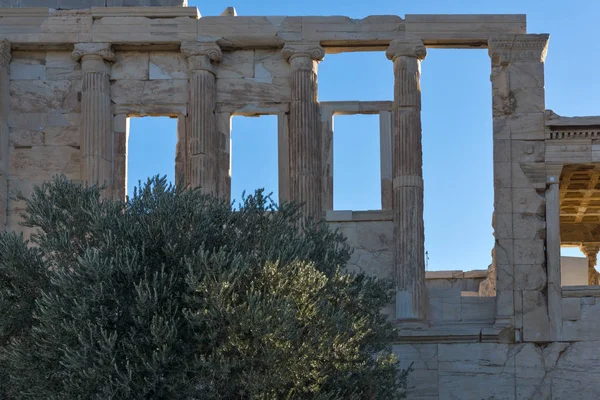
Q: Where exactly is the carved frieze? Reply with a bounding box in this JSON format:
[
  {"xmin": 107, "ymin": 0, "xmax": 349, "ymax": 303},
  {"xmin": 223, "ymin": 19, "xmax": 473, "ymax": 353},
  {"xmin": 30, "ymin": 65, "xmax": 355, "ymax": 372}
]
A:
[{"xmin": 488, "ymin": 34, "xmax": 549, "ymax": 66}]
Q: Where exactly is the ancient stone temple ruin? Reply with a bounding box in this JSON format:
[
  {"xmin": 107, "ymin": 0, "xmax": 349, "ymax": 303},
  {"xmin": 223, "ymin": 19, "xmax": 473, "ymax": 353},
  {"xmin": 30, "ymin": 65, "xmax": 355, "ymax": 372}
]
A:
[{"xmin": 0, "ymin": 1, "xmax": 599, "ymax": 398}]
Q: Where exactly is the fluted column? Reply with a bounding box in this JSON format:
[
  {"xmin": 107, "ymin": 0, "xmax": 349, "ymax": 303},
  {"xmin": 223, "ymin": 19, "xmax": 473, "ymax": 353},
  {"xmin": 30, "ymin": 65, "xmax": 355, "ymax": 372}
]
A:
[
  {"xmin": 181, "ymin": 41, "xmax": 225, "ymax": 197},
  {"xmin": 386, "ymin": 39, "xmax": 427, "ymax": 321},
  {"xmin": 581, "ymin": 244, "xmax": 600, "ymax": 286},
  {"xmin": 0, "ymin": 40, "xmax": 10, "ymax": 231},
  {"xmin": 282, "ymin": 43, "xmax": 325, "ymax": 221},
  {"xmin": 72, "ymin": 43, "xmax": 115, "ymax": 197}
]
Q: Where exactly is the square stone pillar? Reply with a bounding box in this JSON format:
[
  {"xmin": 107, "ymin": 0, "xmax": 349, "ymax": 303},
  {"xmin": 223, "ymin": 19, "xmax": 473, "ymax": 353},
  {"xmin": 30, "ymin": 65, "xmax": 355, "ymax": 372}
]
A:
[
  {"xmin": 386, "ymin": 39, "xmax": 428, "ymax": 321},
  {"xmin": 282, "ymin": 42, "xmax": 325, "ymax": 221},
  {"xmin": 489, "ymin": 34, "xmax": 550, "ymax": 341},
  {"xmin": 0, "ymin": 41, "xmax": 9, "ymax": 231},
  {"xmin": 181, "ymin": 41, "xmax": 229, "ymax": 200},
  {"xmin": 72, "ymin": 43, "xmax": 115, "ymax": 198}
]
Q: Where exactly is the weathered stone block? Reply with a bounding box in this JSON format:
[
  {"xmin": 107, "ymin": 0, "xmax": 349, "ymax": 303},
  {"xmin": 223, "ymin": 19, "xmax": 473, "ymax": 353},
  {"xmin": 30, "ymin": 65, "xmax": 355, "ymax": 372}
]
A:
[
  {"xmin": 392, "ymin": 344, "xmax": 438, "ymax": 400},
  {"xmin": 9, "ymin": 129, "xmax": 45, "ymax": 147},
  {"xmin": 427, "ymin": 287, "xmax": 461, "ymax": 321},
  {"xmin": 514, "ymin": 264, "xmax": 547, "ymax": 290},
  {"xmin": 217, "ymin": 50, "xmax": 254, "ymax": 79},
  {"xmin": 111, "ymin": 79, "xmax": 189, "ymax": 105},
  {"xmin": 10, "ymin": 80, "xmax": 81, "ymax": 114},
  {"xmin": 43, "ymin": 124, "xmax": 79, "ymax": 147},
  {"xmin": 111, "ymin": 52, "xmax": 150, "ymax": 80},
  {"xmin": 509, "ymin": 62, "xmax": 544, "ymax": 88},
  {"xmin": 496, "ymin": 289, "xmax": 515, "ymax": 317},
  {"xmin": 512, "ymin": 212, "xmax": 545, "ymax": 240},
  {"xmin": 254, "ymin": 50, "xmax": 292, "ymax": 79},
  {"xmin": 512, "ymin": 87, "xmax": 545, "ymax": 114},
  {"xmin": 514, "ymin": 344, "xmax": 551, "ymax": 400},
  {"xmin": 561, "ymin": 297, "xmax": 581, "ymax": 321},
  {"xmin": 439, "ymin": 343, "xmax": 515, "ymax": 400},
  {"xmin": 513, "ymin": 239, "xmax": 545, "ymax": 264},
  {"xmin": 522, "ymin": 290, "xmax": 550, "ymax": 342},
  {"xmin": 494, "ymin": 212, "xmax": 513, "ymax": 239},
  {"xmin": 548, "ymin": 341, "xmax": 600, "ymax": 399},
  {"xmin": 46, "ymin": 51, "xmax": 81, "ymax": 81},
  {"xmin": 511, "ymin": 188, "xmax": 545, "ymax": 215},
  {"xmin": 149, "ymin": 53, "xmax": 188, "ymax": 80},
  {"xmin": 494, "ymin": 188, "xmax": 512, "ymax": 215},
  {"xmin": 461, "ymin": 296, "xmax": 495, "ymax": 321},
  {"xmin": 511, "ymin": 140, "xmax": 544, "ymax": 163},
  {"xmin": 9, "ymin": 62, "xmax": 45, "ymax": 80},
  {"xmin": 92, "ymin": 16, "xmax": 196, "ymax": 43},
  {"xmin": 58, "ymin": 0, "xmax": 105, "ymax": 8},
  {"xmin": 494, "ymin": 112, "xmax": 545, "ymax": 140},
  {"xmin": 0, "ymin": 0, "xmax": 188, "ymax": 7},
  {"xmin": 562, "ymin": 300, "xmax": 600, "ymax": 341},
  {"xmin": 494, "ymin": 162, "xmax": 511, "ymax": 189},
  {"xmin": 8, "ymin": 112, "xmax": 74, "ymax": 131},
  {"xmin": 106, "ymin": 0, "xmax": 187, "ymax": 5},
  {"xmin": 216, "ymin": 77, "xmax": 291, "ymax": 104},
  {"xmin": 546, "ymin": 139, "xmax": 592, "ymax": 164},
  {"xmin": 493, "ymin": 138, "xmax": 510, "ymax": 163},
  {"xmin": 9, "ymin": 146, "xmax": 79, "ymax": 180},
  {"xmin": 516, "ymin": 163, "xmax": 546, "ymax": 189}
]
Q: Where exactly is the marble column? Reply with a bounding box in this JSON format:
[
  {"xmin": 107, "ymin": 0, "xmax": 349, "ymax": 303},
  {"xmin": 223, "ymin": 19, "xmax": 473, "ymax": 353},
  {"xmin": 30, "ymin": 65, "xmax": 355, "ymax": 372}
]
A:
[
  {"xmin": 0, "ymin": 40, "xmax": 10, "ymax": 231},
  {"xmin": 181, "ymin": 41, "xmax": 226, "ymax": 198},
  {"xmin": 72, "ymin": 43, "xmax": 115, "ymax": 197},
  {"xmin": 581, "ymin": 244, "xmax": 600, "ymax": 286},
  {"xmin": 386, "ymin": 39, "xmax": 427, "ymax": 321},
  {"xmin": 282, "ymin": 43, "xmax": 325, "ymax": 221}
]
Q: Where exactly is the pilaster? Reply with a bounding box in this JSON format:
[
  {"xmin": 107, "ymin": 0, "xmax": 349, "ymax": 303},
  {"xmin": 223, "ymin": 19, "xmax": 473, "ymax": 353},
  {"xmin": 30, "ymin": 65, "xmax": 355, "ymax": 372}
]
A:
[
  {"xmin": 282, "ymin": 42, "xmax": 325, "ymax": 221},
  {"xmin": 0, "ymin": 40, "xmax": 9, "ymax": 231},
  {"xmin": 181, "ymin": 41, "xmax": 227, "ymax": 198},
  {"xmin": 72, "ymin": 43, "xmax": 115, "ymax": 197},
  {"xmin": 386, "ymin": 39, "xmax": 427, "ymax": 321},
  {"xmin": 488, "ymin": 34, "xmax": 550, "ymax": 341}
]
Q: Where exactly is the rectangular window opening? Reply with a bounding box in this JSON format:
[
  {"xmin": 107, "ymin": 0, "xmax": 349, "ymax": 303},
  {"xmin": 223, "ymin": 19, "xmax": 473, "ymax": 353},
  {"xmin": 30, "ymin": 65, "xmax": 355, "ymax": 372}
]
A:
[
  {"xmin": 318, "ymin": 52, "xmax": 393, "ymax": 101},
  {"xmin": 559, "ymin": 164, "xmax": 600, "ymax": 288},
  {"xmin": 126, "ymin": 116, "xmax": 178, "ymax": 199},
  {"xmin": 421, "ymin": 49, "xmax": 494, "ymax": 278},
  {"xmin": 230, "ymin": 115, "xmax": 279, "ymax": 208},
  {"xmin": 333, "ymin": 114, "xmax": 382, "ymax": 211}
]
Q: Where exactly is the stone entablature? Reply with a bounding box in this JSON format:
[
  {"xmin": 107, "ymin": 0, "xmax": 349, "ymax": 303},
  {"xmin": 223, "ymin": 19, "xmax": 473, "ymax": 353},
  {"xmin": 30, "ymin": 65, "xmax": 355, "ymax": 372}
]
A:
[{"xmin": 2, "ymin": 5, "xmax": 600, "ymax": 398}]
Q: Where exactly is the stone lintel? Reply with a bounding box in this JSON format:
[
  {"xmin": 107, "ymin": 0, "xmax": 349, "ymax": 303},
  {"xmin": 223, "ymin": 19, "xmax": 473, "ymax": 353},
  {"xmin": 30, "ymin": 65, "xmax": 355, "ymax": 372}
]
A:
[
  {"xmin": 0, "ymin": 7, "xmax": 51, "ymax": 16},
  {"xmin": 90, "ymin": 6, "xmax": 199, "ymax": 19},
  {"xmin": 320, "ymin": 100, "xmax": 393, "ymax": 116},
  {"xmin": 488, "ymin": 34, "xmax": 550, "ymax": 65},
  {"xmin": 386, "ymin": 38, "xmax": 427, "ymax": 60}
]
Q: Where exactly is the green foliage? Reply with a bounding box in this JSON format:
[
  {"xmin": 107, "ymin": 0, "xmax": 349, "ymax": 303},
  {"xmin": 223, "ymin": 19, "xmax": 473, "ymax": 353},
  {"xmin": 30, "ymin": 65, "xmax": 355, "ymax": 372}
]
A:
[{"xmin": 0, "ymin": 176, "xmax": 409, "ymax": 399}]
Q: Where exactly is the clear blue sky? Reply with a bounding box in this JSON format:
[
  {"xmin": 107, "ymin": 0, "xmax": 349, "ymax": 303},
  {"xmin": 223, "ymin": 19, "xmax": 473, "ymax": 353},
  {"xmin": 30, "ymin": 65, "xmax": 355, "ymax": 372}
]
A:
[{"xmin": 127, "ymin": 0, "xmax": 600, "ymax": 270}]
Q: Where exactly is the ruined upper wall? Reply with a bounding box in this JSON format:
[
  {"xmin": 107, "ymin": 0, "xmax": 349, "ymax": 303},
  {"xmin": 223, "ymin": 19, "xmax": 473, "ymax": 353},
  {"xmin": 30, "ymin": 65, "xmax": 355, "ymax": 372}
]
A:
[{"xmin": 0, "ymin": 0, "xmax": 186, "ymax": 9}]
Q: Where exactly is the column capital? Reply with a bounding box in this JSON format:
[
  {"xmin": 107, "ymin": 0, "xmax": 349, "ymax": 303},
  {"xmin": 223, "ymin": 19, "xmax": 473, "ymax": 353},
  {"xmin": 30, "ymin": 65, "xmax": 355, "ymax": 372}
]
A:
[
  {"xmin": 181, "ymin": 41, "xmax": 222, "ymax": 72},
  {"xmin": 488, "ymin": 34, "xmax": 549, "ymax": 66},
  {"xmin": 386, "ymin": 39, "xmax": 426, "ymax": 61},
  {"xmin": 0, "ymin": 40, "xmax": 10, "ymax": 68},
  {"xmin": 581, "ymin": 243, "xmax": 600, "ymax": 258},
  {"xmin": 71, "ymin": 43, "xmax": 115, "ymax": 63},
  {"xmin": 282, "ymin": 42, "xmax": 325, "ymax": 62}
]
